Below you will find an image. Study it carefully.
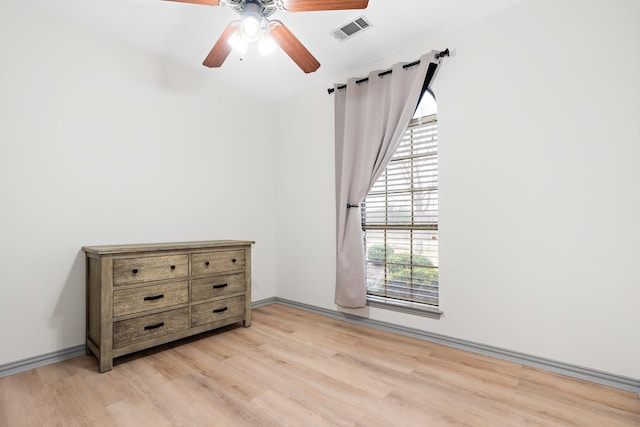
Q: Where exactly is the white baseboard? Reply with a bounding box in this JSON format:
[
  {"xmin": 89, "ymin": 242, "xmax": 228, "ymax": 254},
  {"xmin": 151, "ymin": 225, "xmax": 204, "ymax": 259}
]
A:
[
  {"xmin": 0, "ymin": 345, "xmax": 86, "ymax": 379},
  {"xmin": 252, "ymin": 296, "xmax": 278, "ymax": 308}
]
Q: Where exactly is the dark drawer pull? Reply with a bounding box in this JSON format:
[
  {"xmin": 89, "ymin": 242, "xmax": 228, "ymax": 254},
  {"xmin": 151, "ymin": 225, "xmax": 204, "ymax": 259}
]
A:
[
  {"xmin": 144, "ymin": 322, "xmax": 165, "ymax": 330},
  {"xmin": 231, "ymin": 258, "xmax": 237, "ymax": 263},
  {"xmin": 205, "ymin": 261, "xmax": 210, "ymax": 266},
  {"xmin": 132, "ymin": 269, "xmax": 139, "ymax": 274},
  {"xmin": 170, "ymin": 265, "xmax": 176, "ymax": 270},
  {"xmin": 144, "ymin": 294, "xmax": 164, "ymax": 301},
  {"xmin": 212, "ymin": 283, "xmax": 228, "ymax": 289},
  {"xmin": 212, "ymin": 307, "xmax": 228, "ymax": 314}
]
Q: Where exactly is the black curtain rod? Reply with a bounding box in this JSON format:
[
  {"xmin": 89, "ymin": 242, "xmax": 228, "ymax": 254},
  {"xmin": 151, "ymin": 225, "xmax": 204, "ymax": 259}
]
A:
[{"xmin": 327, "ymin": 49, "xmax": 449, "ymax": 95}]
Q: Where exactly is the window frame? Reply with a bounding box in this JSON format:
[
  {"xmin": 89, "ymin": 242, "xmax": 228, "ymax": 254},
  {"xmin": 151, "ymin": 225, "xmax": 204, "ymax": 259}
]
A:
[{"xmin": 361, "ymin": 111, "xmax": 442, "ymax": 319}]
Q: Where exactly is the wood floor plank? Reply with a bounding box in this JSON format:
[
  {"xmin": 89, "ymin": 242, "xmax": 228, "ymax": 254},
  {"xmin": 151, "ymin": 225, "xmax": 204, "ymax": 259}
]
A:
[
  {"xmin": 84, "ymin": 369, "xmax": 140, "ymax": 408},
  {"xmin": 252, "ymin": 323, "xmax": 340, "ymax": 358},
  {"xmin": 412, "ymin": 354, "xmax": 521, "ymax": 401},
  {"xmin": 260, "ymin": 341, "xmax": 395, "ymax": 399},
  {"xmin": 1, "ymin": 383, "xmax": 61, "ymax": 427},
  {"xmin": 170, "ymin": 371, "xmax": 280, "ymax": 427},
  {"xmin": 507, "ymin": 367, "xmax": 640, "ymax": 427},
  {"xmin": 250, "ymin": 389, "xmax": 334, "ymax": 427},
  {"xmin": 517, "ymin": 366, "xmax": 640, "ymax": 415},
  {"xmin": 173, "ymin": 343, "xmax": 267, "ymax": 402},
  {"xmin": 1, "ymin": 303, "xmax": 638, "ymax": 426},
  {"xmin": 106, "ymin": 394, "xmax": 174, "ymax": 427},
  {"xmin": 1, "ymin": 369, "xmax": 44, "ymax": 402},
  {"xmin": 46, "ymin": 374, "xmax": 118, "ymax": 426},
  {"xmin": 36, "ymin": 355, "xmax": 96, "ymax": 386}
]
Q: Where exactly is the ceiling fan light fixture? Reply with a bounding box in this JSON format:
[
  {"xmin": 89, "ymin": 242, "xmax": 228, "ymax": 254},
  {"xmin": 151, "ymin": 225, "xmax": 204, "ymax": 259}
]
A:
[
  {"xmin": 237, "ymin": 1, "xmax": 264, "ymax": 43},
  {"xmin": 258, "ymin": 32, "xmax": 277, "ymax": 55},
  {"xmin": 228, "ymin": 30, "xmax": 248, "ymax": 54},
  {"xmin": 239, "ymin": 15, "xmax": 262, "ymax": 42}
]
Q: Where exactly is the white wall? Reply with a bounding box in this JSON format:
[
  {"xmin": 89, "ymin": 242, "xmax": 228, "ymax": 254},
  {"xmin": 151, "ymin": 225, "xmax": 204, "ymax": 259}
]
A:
[
  {"xmin": 0, "ymin": 1, "xmax": 277, "ymax": 365},
  {"xmin": 274, "ymin": 0, "xmax": 640, "ymax": 379}
]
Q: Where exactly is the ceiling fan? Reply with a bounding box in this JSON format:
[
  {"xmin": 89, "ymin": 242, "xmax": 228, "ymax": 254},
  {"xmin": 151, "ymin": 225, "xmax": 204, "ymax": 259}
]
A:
[{"xmin": 165, "ymin": 0, "xmax": 370, "ymax": 73}]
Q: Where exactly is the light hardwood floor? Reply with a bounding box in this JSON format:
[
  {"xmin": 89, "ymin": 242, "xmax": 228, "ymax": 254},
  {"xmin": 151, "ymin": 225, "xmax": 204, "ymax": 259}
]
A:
[{"xmin": 1, "ymin": 304, "xmax": 639, "ymax": 426}]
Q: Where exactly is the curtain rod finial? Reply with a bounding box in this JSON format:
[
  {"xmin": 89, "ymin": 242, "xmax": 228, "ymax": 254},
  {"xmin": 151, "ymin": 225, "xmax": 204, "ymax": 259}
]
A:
[{"xmin": 436, "ymin": 48, "xmax": 450, "ymax": 59}]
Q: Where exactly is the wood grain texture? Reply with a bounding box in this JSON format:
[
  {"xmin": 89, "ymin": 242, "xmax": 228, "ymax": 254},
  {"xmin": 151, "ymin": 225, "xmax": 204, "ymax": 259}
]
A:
[
  {"xmin": 113, "ymin": 281, "xmax": 189, "ymax": 317},
  {"xmin": 113, "ymin": 254, "xmax": 188, "ymax": 286},
  {"xmin": 191, "ymin": 273, "xmax": 245, "ymax": 302},
  {"xmin": 82, "ymin": 240, "xmax": 254, "ymax": 255},
  {"xmin": 282, "ymin": 0, "xmax": 368, "ymax": 12},
  {"xmin": 203, "ymin": 23, "xmax": 238, "ymax": 68},
  {"xmin": 269, "ymin": 21, "xmax": 320, "ymax": 73},
  {"xmin": 113, "ymin": 308, "xmax": 189, "ymax": 349},
  {"xmin": 84, "ymin": 240, "xmax": 252, "ymax": 372},
  {"xmin": 191, "ymin": 295, "xmax": 245, "ymax": 328},
  {"xmin": 191, "ymin": 249, "xmax": 245, "ymax": 276},
  {"xmin": 243, "ymin": 246, "xmax": 252, "ymax": 327},
  {"xmin": 99, "ymin": 256, "xmax": 113, "ymax": 373},
  {"xmin": 2, "ymin": 304, "xmax": 638, "ymax": 426},
  {"xmin": 87, "ymin": 257, "xmax": 102, "ymax": 347}
]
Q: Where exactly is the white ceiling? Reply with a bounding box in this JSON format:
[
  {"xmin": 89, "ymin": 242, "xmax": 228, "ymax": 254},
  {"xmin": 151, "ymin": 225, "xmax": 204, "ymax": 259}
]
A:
[{"xmin": 24, "ymin": 0, "xmax": 524, "ymax": 100}]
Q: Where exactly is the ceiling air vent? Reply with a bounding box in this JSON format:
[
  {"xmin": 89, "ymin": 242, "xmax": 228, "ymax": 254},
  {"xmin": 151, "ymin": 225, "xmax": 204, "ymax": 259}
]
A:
[{"xmin": 331, "ymin": 15, "xmax": 372, "ymax": 42}]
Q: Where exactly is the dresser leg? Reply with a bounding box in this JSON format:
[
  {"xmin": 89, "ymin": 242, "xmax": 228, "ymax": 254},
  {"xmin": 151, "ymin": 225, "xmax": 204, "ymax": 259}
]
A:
[{"xmin": 99, "ymin": 357, "xmax": 113, "ymax": 373}]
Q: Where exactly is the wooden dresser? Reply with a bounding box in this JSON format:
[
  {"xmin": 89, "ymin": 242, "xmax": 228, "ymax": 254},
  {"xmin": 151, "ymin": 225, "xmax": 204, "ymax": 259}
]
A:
[{"xmin": 82, "ymin": 240, "xmax": 253, "ymax": 372}]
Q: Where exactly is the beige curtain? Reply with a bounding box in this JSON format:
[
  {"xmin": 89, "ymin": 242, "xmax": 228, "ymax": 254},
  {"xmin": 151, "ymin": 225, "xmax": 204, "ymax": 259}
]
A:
[{"xmin": 334, "ymin": 51, "xmax": 442, "ymax": 308}]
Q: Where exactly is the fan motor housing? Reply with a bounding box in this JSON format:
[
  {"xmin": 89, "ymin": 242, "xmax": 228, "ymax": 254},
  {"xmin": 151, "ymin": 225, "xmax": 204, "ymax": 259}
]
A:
[{"xmin": 227, "ymin": 0, "xmax": 278, "ymax": 18}]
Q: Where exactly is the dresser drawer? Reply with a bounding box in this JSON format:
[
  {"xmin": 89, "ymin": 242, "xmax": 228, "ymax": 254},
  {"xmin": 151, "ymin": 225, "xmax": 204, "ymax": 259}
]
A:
[
  {"xmin": 191, "ymin": 250, "xmax": 245, "ymax": 276},
  {"xmin": 113, "ymin": 254, "xmax": 188, "ymax": 286},
  {"xmin": 191, "ymin": 273, "xmax": 245, "ymax": 302},
  {"xmin": 113, "ymin": 307, "xmax": 189, "ymax": 349},
  {"xmin": 113, "ymin": 281, "xmax": 189, "ymax": 317},
  {"xmin": 191, "ymin": 295, "xmax": 245, "ymax": 328}
]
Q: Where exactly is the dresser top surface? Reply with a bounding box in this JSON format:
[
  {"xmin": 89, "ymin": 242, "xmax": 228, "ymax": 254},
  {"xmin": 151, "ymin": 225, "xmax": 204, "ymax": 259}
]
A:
[{"xmin": 82, "ymin": 240, "xmax": 255, "ymax": 255}]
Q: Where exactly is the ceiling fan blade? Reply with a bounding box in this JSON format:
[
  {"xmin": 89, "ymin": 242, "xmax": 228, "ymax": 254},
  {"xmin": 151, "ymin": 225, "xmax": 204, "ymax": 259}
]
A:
[
  {"xmin": 281, "ymin": 0, "xmax": 368, "ymax": 12},
  {"xmin": 203, "ymin": 23, "xmax": 238, "ymax": 68},
  {"xmin": 268, "ymin": 21, "xmax": 320, "ymax": 73},
  {"xmin": 164, "ymin": 0, "xmax": 219, "ymax": 5}
]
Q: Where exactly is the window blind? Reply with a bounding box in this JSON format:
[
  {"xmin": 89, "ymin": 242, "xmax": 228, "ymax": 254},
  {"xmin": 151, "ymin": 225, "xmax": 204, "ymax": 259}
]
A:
[{"xmin": 362, "ymin": 115, "xmax": 439, "ymax": 307}]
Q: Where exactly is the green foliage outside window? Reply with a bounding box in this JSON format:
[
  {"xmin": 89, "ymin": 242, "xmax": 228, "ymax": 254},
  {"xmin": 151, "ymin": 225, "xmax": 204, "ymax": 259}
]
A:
[
  {"xmin": 367, "ymin": 244, "xmax": 438, "ymax": 285},
  {"xmin": 367, "ymin": 244, "xmax": 394, "ymax": 265}
]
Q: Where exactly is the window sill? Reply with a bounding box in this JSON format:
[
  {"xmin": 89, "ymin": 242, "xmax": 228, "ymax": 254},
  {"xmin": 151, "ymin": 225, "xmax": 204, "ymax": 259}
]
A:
[{"xmin": 367, "ymin": 296, "xmax": 443, "ymax": 319}]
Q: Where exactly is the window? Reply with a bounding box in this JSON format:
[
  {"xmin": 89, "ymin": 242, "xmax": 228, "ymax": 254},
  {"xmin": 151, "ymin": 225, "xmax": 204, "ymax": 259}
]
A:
[{"xmin": 362, "ymin": 92, "xmax": 440, "ymax": 317}]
